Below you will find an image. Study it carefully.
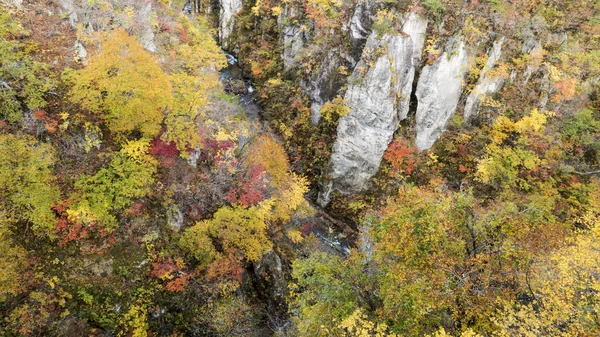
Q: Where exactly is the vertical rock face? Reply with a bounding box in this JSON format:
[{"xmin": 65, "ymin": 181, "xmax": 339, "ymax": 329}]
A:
[
  {"xmin": 348, "ymin": 0, "xmax": 372, "ymax": 41},
  {"xmin": 279, "ymin": 5, "xmax": 306, "ymax": 70},
  {"xmin": 395, "ymin": 12, "xmax": 428, "ymax": 120},
  {"xmin": 463, "ymin": 38, "xmax": 504, "ymax": 121},
  {"xmin": 304, "ymin": 51, "xmax": 345, "ymax": 124},
  {"xmin": 318, "ymin": 13, "xmax": 427, "ymax": 204},
  {"xmin": 219, "ymin": 0, "xmax": 242, "ymax": 48},
  {"xmin": 415, "ymin": 39, "xmax": 469, "ymax": 151},
  {"xmin": 347, "ymin": 0, "xmax": 378, "ymax": 62},
  {"xmin": 254, "ymin": 250, "xmax": 286, "ymax": 313},
  {"xmin": 281, "ymin": 25, "xmax": 305, "ymax": 70}
]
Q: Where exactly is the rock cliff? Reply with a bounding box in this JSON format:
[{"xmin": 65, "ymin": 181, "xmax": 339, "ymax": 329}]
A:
[
  {"xmin": 318, "ymin": 13, "xmax": 427, "ymax": 205},
  {"xmin": 463, "ymin": 38, "xmax": 505, "ymax": 121},
  {"xmin": 219, "ymin": 0, "xmax": 243, "ymax": 48},
  {"xmin": 415, "ymin": 39, "xmax": 469, "ymax": 151}
]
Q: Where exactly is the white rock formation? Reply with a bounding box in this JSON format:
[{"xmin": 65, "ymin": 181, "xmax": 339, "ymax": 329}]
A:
[
  {"xmin": 219, "ymin": 0, "xmax": 243, "ymax": 48},
  {"xmin": 138, "ymin": 2, "xmax": 157, "ymax": 53},
  {"xmin": 58, "ymin": 0, "xmax": 79, "ymax": 29},
  {"xmin": 463, "ymin": 38, "xmax": 504, "ymax": 120},
  {"xmin": 74, "ymin": 40, "xmax": 88, "ymax": 61},
  {"xmin": 348, "ymin": 0, "xmax": 372, "ymax": 41},
  {"xmin": 415, "ymin": 39, "xmax": 469, "ymax": 151},
  {"xmin": 317, "ymin": 13, "xmax": 427, "ymax": 204},
  {"xmin": 5, "ymin": 0, "xmax": 23, "ymax": 8}
]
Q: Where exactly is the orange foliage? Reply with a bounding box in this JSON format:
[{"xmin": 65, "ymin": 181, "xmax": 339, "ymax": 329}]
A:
[{"xmin": 383, "ymin": 138, "xmax": 419, "ymax": 176}]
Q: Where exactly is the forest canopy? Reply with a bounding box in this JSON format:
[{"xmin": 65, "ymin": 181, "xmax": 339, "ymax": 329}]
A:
[{"xmin": 0, "ymin": 0, "xmax": 599, "ymax": 336}]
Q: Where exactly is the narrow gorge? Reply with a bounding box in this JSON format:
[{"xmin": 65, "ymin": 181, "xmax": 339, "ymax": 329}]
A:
[{"xmin": 0, "ymin": 0, "xmax": 598, "ymax": 336}]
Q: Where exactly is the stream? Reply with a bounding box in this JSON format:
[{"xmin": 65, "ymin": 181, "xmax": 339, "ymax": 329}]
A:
[{"xmin": 219, "ymin": 51, "xmax": 354, "ymax": 257}]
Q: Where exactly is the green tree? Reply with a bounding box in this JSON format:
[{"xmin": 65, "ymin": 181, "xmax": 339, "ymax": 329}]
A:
[
  {"xmin": 70, "ymin": 139, "xmax": 157, "ymax": 228},
  {"xmin": 289, "ymin": 252, "xmax": 372, "ymax": 337}
]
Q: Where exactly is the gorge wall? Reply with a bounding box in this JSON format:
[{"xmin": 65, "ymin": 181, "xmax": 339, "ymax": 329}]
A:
[{"xmin": 218, "ymin": 0, "xmax": 571, "ymax": 204}]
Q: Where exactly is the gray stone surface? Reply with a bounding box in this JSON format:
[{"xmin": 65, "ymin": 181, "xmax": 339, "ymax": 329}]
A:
[
  {"xmin": 318, "ymin": 13, "xmax": 426, "ymax": 204},
  {"xmin": 219, "ymin": 0, "xmax": 243, "ymax": 48},
  {"xmin": 415, "ymin": 39, "xmax": 469, "ymax": 151},
  {"xmin": 304, "ymin": 51, "xmax": 342, "ymax": 124},
  {"xmin": 254, "ymin": 250, "xmax": 286, "ymax": 312},
  {"xmin": 348, "ymin": 0, "xmax": 372, "ymax": 41},
  {"xmin": 278, "ymin": 5, "xmax": 306, "ymax": 70},
  {"xmin": 281, "ymin": 25, "xmax": 305, "ymax": 70},
  {"xmin": 138, "ymin": 3, "xmax": 157, "ymax": 53},
  {"xmin": 74, "ymin": 40, "xmax": 88, "ymax": 61},
  {"xmin": 463, "ymin": 38, "xmax": 504, "ymax": 121}
]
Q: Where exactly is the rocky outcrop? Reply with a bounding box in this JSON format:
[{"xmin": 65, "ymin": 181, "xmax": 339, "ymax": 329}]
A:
[
  {"xmin": 58, "ymin": 0, "xmax": 79, "ymax": 29},
  {"xmin": 74, "ymin": 40, "xmax": 88, "ymax": 61},
  {"xmin": 138, "ymin": 2, "xmax": 157, "ymax": 52},
  {"xmin": 346, "ymin": 0, "xmax": 378, "ymax": 62},
  {"xmin": 278, "ymin": 5, "xmax": 306, "ymax": 70},
  {"xmin": 167, "ymin": 205, "xmax": 184, "ymax": 231},
  {"xmin": 254, "ymin": 250, "xmax": 286, "ymax": 313},
  {"xmin": 5, "ymin": 0, "xmax": 23, "ymax": 8},
  {"xmin": 318, "ymin": 13, "xmax": 427, "ymax": 204},
  {"xmin": 415, "ymin": 39, "xmax": 469, "ymax": 151},
  {"xmin": 304, "ymin": 51, "xmax": 345, "ymax": 124},
  {"xmin": 302, "ymin": 0, "xmax": 381, "ymax": 124},
  {"xmin": 219, "ymin": 0, "xmax": 243, "ymax": 48},
  {"xmin": 281, "ymin": 25, "xmax": 305, "ymax": 69},
  {"xmin": 463, "ymin": 38, "xmax": 504, "ymax": 121},
  {"xmin": 59, "ymin": 0, "xmax": 158, "ymax": 54}
]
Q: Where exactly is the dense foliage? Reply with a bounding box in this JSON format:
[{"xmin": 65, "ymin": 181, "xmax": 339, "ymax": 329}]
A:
[{"xmin": 0, "ymin": 0, "xmax": 599, "ymax": 336}]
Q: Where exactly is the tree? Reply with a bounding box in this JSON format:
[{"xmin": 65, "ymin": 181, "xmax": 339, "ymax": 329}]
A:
[
  {"xmin": 70, "ymin": 139, "xmax": 157, "ymax": 228},
  {"xmin": 245, "ymin": 134, "xmax": 309, "ymax": 222},
  {"xmin": 0, "ymin": 9, "xmax": 53, "ymax": 123},
  {"xmin": 0, "ymin": 214, "xmax": 27, "ymax": 302},
  {"xmin": 475, "ymin": 109, "xmax": 555, "ymax": 192},
  {"xmin": 65, "ymin": 29, "xmax": 173, "ymax": 139},
  {"xmin": 0, "ymin": 134, "xmax": 59, "ymax": 233},
  {"xmin": 180, "ymin": 202, "xmax": 273, "ymax": 263},
  {"xmin": 370, "ymin": 185, "xmax": 462, "ymax": 334},
  {"xmin": 163, "ymin": 16, "xmax": 227, "ymax": 154},
  {"xmin": 289, "ymin": 252, "xmax": 368, "ymax": 337},
  {"xmin": 493, "ymin": 204, "xmax": 600, "ymax": 337}
]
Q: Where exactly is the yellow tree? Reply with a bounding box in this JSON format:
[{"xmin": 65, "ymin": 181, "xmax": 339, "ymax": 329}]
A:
[
  {"xmin": 65, "ymin": 29, "xmax": 173, "ymax": 139},
  {"xmin": 493, "ymin": 182, "xmax": 600, "ymax": 337},
  {"xmin": 0, "ymin": 134, "xmax": 59, "ymax": 233},
  {"xmin": 164, "ymin": 16, "xmax": 227, "ymax": 154},
  {"xmin": 180, "ymin": 202, "xmax": 273, "ymax": 264},
  {"xmin": 0, "ymin": 214, "xmax": 27, "ymax": 302},
  {"xmin": 245, "ymin": 134, "xmax": 308, "ymax": 222}
]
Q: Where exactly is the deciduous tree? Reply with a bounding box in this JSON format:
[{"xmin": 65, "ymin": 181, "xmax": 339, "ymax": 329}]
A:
[{"xmin": 65, "ymin": 29, "xmax": 173, "ymax": 139}]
